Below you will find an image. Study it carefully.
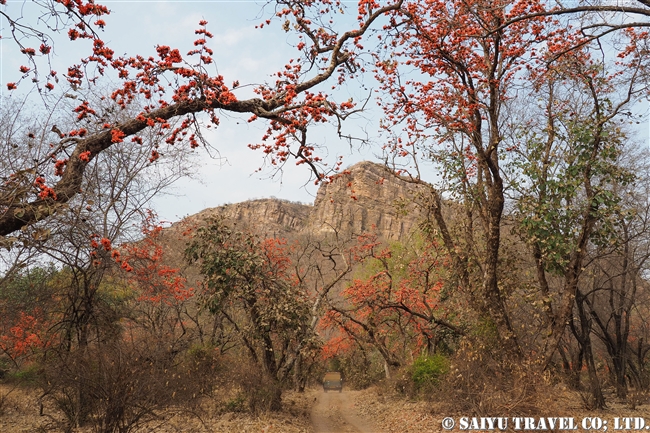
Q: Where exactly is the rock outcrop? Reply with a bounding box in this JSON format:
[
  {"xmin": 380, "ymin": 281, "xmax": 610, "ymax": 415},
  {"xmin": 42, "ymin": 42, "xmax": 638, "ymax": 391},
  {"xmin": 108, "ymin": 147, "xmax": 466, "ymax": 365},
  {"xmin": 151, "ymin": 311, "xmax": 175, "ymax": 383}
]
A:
[
  {"xmin": 169, "ymin": 161, "xmax": 429, "ymax": 242},
  {"xmin": 309, "ymin": 161, "xmax": 427, "ymax": 240}
]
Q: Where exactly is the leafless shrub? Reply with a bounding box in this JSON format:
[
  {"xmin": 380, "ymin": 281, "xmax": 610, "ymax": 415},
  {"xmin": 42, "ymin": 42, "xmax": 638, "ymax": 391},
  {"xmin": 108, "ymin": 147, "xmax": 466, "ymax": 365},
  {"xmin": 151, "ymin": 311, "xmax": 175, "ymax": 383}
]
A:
[
  {"xmin": 239, "ymin": 369, "xmax": 284, "ymax": 414},
  {"xmin": 385, "ymin": 368, "xmax": 417, "ymax": 398},
  {"xmin": 626, "ymin": 389, "xmax": 647, "ymax": 410},
  {"xmin": 434, "ymin": 342, "xmax": 546, "ymax": 416},
  {"xmin": 40, "ymin": 339, "xmax": 219, "ymax": 433}
]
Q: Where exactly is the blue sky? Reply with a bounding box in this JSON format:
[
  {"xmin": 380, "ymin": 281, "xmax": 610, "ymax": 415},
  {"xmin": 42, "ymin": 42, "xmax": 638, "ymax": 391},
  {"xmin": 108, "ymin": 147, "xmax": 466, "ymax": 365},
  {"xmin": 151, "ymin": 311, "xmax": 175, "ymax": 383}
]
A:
[
  {"xmin": 1, "ymin": 1, "xmax": 649, "ymax": 223},
  {"xmin": 1, "ymin": 0, "xmax": 381, "ymax": 222}
]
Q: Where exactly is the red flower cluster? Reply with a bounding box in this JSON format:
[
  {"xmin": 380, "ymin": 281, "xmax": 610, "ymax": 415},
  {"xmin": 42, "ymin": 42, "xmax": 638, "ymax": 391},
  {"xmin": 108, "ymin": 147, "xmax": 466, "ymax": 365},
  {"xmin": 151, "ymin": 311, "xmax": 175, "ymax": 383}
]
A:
[
  {"xmin": 100, "ymin": 237, "xmax": 111, "ymax": 250},
  {"xmin": 73, "ymin": 101, "xmax": 97, "ymax": 120},
  {"xmin": 121, "ymin": 212, "xmax": 194, "ymax": 304},
  {"xmin": 54, "ymin": 159, "xmax": 68, "ymax": 176},
  {"xmin": 111, "ymin": 129, "xmax": 125, "ymax": 143},
  {"xmin": 33, "ymin": 176, "xmax": 57, "ymax": 200},
  {"xmin": 0, "ymin": 311, "xmax": 49, "ymax": 358},
  {"xmin": 79, "ymin": 151, "xmax": 91, "ymax": 162}
]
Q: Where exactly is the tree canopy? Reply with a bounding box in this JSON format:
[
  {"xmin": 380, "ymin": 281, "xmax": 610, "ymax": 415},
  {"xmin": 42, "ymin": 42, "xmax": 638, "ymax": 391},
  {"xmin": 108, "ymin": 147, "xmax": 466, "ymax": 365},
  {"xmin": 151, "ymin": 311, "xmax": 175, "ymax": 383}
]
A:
[{"xmin": 2, "ymin": 0, "xmax": 650, "ymax": 415}]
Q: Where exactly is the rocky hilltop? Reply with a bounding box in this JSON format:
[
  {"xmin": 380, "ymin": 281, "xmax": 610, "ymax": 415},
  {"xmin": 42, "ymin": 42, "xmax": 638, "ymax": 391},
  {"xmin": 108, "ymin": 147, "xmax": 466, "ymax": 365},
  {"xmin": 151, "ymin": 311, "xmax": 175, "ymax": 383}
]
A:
[{"xmin": 170, "ymin": 161, "xmax": 429, "ymax": 241}]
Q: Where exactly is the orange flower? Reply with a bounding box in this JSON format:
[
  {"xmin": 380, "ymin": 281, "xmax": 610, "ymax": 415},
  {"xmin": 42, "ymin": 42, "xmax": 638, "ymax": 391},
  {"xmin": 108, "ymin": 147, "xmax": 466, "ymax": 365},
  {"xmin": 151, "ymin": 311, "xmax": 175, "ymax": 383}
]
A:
[
  {"xmin": 111, "ymin": 129, "xmax": 125, "ymax": 143},
  {"xmin": 100, "ymin": 238, "xmax": 112, "ymax": 251}
]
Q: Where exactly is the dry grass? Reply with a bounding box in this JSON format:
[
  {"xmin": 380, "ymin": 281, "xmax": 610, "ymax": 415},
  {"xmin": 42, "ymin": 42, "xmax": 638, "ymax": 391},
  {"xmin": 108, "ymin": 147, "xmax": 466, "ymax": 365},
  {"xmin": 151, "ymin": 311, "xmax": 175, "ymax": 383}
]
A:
[
  {"xmin": 354, "ymin": 386, "xmax": 443, "ymax": 433},
  {"xmin": 0, "ymin": 384, "xmax": 313, "ymax": 433},
  {"xmin": 4, "ymin": 381, "xmax": 650, "ymax": 433},
  {"xmin": 355, "ymin": 383, "xmax": 650, "ymax": 433}
]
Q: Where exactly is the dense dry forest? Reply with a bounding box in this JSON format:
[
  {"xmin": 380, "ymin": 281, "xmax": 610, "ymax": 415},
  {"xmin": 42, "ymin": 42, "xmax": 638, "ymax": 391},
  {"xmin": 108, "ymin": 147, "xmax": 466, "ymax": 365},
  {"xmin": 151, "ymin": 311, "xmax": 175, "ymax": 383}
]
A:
[{"xmin": 2, "ymin": 0, "xmax": 650, "ymax": 432}]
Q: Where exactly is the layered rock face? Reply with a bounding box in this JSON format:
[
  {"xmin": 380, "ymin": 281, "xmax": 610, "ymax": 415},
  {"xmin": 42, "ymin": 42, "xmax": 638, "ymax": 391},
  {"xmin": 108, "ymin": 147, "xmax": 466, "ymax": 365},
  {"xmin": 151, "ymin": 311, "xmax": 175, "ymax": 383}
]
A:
[
  {"xmin": 172, "ymin": 161, "xmax": 428, "ymax": 241},
  {"xmin": 309, "ymin": 161, "xmax": 427, "ymax": 240},
  {"xmin": 186, "ymin": 198, "xmax": 310, "ymax": 238}
]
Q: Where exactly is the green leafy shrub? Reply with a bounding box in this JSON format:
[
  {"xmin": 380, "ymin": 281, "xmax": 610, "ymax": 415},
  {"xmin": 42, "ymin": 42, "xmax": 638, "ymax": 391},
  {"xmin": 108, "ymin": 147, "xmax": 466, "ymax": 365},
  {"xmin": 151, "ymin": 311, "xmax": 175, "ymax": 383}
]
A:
[{"xmin": 412, "ymin": 354, "xmax": 449, "ymax": 389}]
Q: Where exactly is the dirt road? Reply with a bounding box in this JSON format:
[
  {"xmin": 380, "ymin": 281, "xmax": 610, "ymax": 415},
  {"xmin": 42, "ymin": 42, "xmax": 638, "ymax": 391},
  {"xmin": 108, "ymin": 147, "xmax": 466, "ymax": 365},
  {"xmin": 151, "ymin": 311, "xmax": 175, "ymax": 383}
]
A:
[{"xmin": 311, "ymin": 390, "xmax": 383, "ymax": 433}]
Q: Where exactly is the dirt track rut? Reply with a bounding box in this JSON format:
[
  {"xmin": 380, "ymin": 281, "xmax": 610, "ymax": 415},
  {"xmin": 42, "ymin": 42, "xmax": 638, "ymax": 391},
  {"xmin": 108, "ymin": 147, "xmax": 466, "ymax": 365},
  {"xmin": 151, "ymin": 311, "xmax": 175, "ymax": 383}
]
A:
[{"xmin": 310, "ymin": 390, "xmax": 382, "ymax": 433}]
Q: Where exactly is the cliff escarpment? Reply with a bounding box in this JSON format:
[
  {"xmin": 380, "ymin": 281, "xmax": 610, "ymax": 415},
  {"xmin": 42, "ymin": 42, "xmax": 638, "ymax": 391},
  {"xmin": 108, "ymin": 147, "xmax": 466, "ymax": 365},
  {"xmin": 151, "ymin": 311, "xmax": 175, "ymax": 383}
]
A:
[{"xmin": 171, "ymin": 161, "xmax": 429, "ymax": 242}]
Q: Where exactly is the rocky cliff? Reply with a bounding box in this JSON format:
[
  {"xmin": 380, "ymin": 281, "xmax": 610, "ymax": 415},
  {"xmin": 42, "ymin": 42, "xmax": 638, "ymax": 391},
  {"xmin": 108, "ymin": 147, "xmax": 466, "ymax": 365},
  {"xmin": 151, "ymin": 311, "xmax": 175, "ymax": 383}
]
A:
[
  {"xmin": 309, "ymin": 161, "xmax": 428, "ymax": 240},
  {"xmin": 169, "ymin": 161, "xmax": 429, "ymax": 242}
]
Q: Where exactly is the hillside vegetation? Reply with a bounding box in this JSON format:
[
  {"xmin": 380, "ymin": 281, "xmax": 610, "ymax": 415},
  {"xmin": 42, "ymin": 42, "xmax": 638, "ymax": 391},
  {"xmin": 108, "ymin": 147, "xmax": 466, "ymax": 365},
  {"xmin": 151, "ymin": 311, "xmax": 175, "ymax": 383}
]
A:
[
  {"xmin": 3, "ymin": 0, "xmax": 650, "ymax": 431},
  {"xmin": 4, "ymin": 159, "xmax": 650, "ymax": 432}
]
